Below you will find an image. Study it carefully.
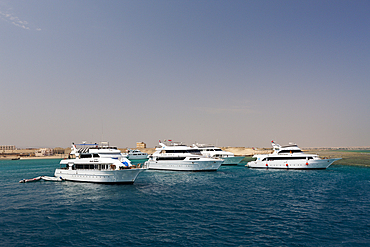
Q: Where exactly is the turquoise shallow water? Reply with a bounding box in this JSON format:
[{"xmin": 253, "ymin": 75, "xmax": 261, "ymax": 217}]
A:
[{"xmin": 0, "ymin": 159, "xmax": 369, "ymax": 246}]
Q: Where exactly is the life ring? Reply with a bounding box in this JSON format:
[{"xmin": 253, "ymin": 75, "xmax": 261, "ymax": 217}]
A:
[{"xmin": 110, "ymin": 164, "xmax": 116, "ymax": 170}]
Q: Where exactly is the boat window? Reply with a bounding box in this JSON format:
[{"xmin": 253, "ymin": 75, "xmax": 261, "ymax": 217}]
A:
[
  {"xmin": 267, "ymin": 157, "xmax": 307, "ymax": 161},
  {"xmin": 75, "ymin": 164, "xmax": 98, "ymax": 169},
  {"xmin": 188, "ymin": 149, "xmax": 202, "ymax": 155},
  {"xmin": 157, "ymin": 157, "xmax": 186, "ymax": 160},
  {"xmin": 163, "ymin": 150, "xmax": 202, "ymax": 155},
  {"xmin": 92, "ymin": 153, "xmax": 100, "ymax": 158},
  {"xmin": 80, "ymin": 153, "xmax": 92, "ymax": 159},
  {"xmin": 278, "ymin": 150, "xmax": 302, "ymax": 154},
  {"xmin": 189, "ymin": 158, "xmax": 199, "ymax": 160},
  {"xmin": 214, "ymin": 149, "xmax": 223, "ymax": 151}
]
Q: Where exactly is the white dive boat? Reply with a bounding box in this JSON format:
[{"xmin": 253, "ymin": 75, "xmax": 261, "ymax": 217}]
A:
[
  {"xmin": 192, "ymin": 143, "xmax": 244, "ymax": 165},
  {"xmin": 144, "ymin": 141, "xmax": 223, "ymax": 171},
  {"xmin": 125, "ymin": 149, "xmax": 148, "ymax": 160},
  {"xmin": 246, "ymin": 141, "xmax": 341, "ymax": 170},
  {"xmin": 55, "ymin": 143, "xmax": 146, "ymax": 184}
]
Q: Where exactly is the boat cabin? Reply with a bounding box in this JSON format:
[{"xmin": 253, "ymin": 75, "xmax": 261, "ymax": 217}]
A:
[{"xmin": 159, "ymin": 149, "xmax": 202, "ymax": 155}]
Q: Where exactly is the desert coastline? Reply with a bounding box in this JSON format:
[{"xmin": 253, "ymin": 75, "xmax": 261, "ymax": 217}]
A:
[
  {"xmin": 0, "ymin": 146, "xmax": 279, "ymax": 160},
  {"xmin": 2, "ymin": 146, "xmax": 370, "ymax": 167}
]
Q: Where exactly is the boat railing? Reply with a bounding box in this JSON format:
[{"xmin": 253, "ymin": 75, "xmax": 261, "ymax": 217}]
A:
[{"xmin": 321, "ymin": 155, "xmax": 342, "ymax": 160}]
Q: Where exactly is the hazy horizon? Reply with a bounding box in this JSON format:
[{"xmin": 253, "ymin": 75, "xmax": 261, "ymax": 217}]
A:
[
  {"xmin": 1, "ymin": 1, "xmax": 369, "ymax": 149},
  {"xmin": 9, "ymin": 143, "xmax": 370, "ymax": 150}
]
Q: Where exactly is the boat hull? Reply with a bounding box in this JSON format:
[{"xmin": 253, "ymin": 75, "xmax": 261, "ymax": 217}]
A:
[
  {"xmin": 127, "ymin": 155, "xmax": 148, "ymax": 160},
  {"xmin": 221, "ymin": 156, "xmax": 245, "ymax": 165},
  {"xmin": 145, "ymin": 160, "xmax": 222, "ymax": 171},
  {"xmin": 54, "ymin": 168, "xmax": 145, "ymax": 184},
  {"xmin": 246, "ymin": 158, "xmax": 341, "ymax": 170}
]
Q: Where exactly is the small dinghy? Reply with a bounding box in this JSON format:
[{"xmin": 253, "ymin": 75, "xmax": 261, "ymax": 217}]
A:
[
  {"xmin": 41, "ymin": 176, "xmax": 64, "ymax": 182},
  {"xmin": 19, "ymin": 176, "xmax": 42, "ymax": 183}
]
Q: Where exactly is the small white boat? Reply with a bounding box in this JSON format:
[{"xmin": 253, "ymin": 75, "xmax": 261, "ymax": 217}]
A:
[
  {"xmin": 19, "ymin": 176, "xmax": 42, "ymax": 183},
  {"xmin": 72, "ymin": 142, "xmax": 123, "ymax": 159},
  {"xmin": 125, "ymin": 149, "xmax": 148, "ymax": 160},
  {"xmin": 246, "ymin": 141, "xmax": 341, "ymax": 170},
  {"xmin": 41, "ymin": 176, "xmax": 64, "ymax": 182},
  {"xmin": 192, "ymin": 143, "xmax": 244, "ymax": 165}
]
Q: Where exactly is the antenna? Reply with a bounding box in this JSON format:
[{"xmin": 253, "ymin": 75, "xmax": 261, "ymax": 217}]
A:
[{"xmin": 101, "ymin": 120, "xmax": 104, "ymax": 143}]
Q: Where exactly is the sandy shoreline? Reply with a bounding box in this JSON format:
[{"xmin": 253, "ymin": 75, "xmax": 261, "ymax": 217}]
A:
[
  {"xmin": 2, "ymin": 148, "xmax": 369, "ymax": 167},
  {"xmin": 0, "ymin": 156, "xmax": 67, "ymax": 160}
]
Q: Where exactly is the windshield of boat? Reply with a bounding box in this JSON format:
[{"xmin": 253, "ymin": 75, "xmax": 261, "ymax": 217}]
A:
[
  {"xmin": 278, "ymin": 150, "xmax": 303, "ymax": 154},
  {"xmin": 204, "ymin": 148, "xmax": 223, "ymax": 152},
  {"xmin": 160, "ymin": 149, "xmax": 202, "ymax": 155},
  {"xmin": 263, "ymin": 156, "xmax": 313, "ymax": 161},
  {"xmin": 189, "ymin": 149, "xmax": 202, "ymax": 155},
  {"xmin": 80, "ymin": 153, "xmax": 100, "ymax": 158}
]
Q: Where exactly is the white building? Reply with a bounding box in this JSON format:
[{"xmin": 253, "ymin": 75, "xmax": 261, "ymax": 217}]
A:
[
  {"xmin": 35, "ymin": 148, "xmax": 53, "ymax": 157},
  {"xmin": 0, "ymin": 145, "xmax": 16, "ymax": 151}
]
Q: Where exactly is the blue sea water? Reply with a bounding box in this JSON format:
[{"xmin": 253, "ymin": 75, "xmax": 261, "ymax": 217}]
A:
[{"xmin": 0, "ymin": 159, "xmax": 369, "ymax": 246}]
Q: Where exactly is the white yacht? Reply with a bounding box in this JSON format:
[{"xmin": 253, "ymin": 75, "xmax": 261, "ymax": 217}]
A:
[
  {"xmin": 72, "ymin": 142, "xmax": 123, "ymax": 159},
  {"xmin": 55, "ymin": 143, "xmax": 146, "ymax": 183},
  {"xmin": 246, "ymin": 141, "xmax": 341, "ymax": 169},
  {"xmin": 145, "ymin": 141, "xmax": 223, "ymax": 171},
  {"xmin": 125, "ymin": 149, "xmax": 148, "ymax": 160},
  {"xmin": 192, "ymin": 143, "xmax": 245, "ymax": 165}
]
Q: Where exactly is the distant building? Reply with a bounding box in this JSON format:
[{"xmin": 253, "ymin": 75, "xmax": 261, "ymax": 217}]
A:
[
  {"xmin": 35, "ymin": 148, "xmax": 53, "ymax": 157},
  {"xmin": 0, "ymin": 145, "xmax": 16, "ymax": 151},
  {"xmin": 136, "ymin": 142, "xmax": 146, "ymax": 149}
]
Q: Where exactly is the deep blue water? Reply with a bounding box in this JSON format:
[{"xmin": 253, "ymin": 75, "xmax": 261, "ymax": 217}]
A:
[{"xmin": 0, "ymin": 159, "xmax": 369, "ymax": 246}]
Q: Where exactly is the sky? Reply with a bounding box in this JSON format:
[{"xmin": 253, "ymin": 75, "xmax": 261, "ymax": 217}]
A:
[{"xmin": 1, "ymin": 0, "xmax": 369, "ymax": 149}]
